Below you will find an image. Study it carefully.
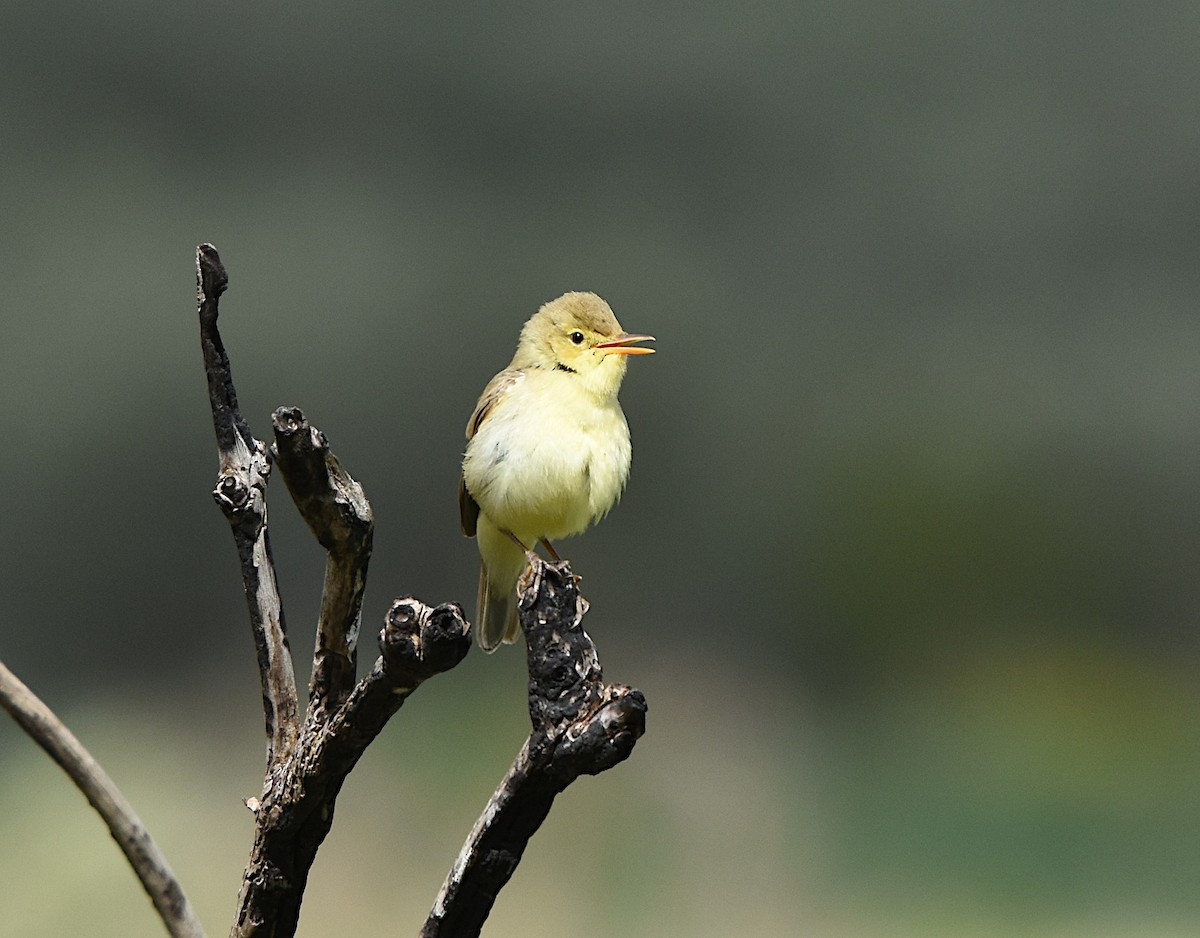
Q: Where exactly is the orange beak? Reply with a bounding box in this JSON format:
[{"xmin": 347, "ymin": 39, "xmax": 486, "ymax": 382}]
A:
[{"xmin": 595, "ymin": 333, "xmax": 656, "ymax": 355}]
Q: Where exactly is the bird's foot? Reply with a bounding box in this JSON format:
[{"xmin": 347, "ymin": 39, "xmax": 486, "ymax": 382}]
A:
[{"xmin": 519, "ymin": 550, "xmax": 545, "ymax": 596}]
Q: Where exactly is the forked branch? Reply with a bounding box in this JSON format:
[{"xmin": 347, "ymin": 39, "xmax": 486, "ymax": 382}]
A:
[
  {"xmin": 2, "ymin": 244, "xmax": 647, "ymax": 938},
  {"xmin": 196, "ymin": 244, "xmax": 473, "ymax": 937},
  {"xmin": 230, "ymin": 597, "xmax": 471, "ymax": 938}
]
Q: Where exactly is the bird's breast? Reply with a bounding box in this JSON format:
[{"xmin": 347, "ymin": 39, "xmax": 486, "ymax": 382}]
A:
[{"xmin": 462, "ymin": 373, "xmax": 631, "ymax": 542}]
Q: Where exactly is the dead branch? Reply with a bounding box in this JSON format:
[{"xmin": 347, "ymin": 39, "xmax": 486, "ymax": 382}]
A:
[
  {"xmin": 195, "ymin": 244, "xmax": 473, "ymax": 937},
  {"xmin": 271, "ymin": 406, "xmax": 373, "ymax": 726},
  {"xmin": 421, "ymin": 559, "xmax": 648, "ymax": 938},
  {"xmin": 0, "ymin": 660, "xmax": 207, "ymax": 938},
  {"xmin": 197, "ymin": 243, "xmax": 300, "ymax": 769},
  {"xmin": 2, "ymin": 243, "xmax": 648, "ymax": 938},
  {"xmin": 230, "ymin": 597, "xmax": 470, "ymax": 938}
]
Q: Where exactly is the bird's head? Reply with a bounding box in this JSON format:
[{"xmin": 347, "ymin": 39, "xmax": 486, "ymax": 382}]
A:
[{"xmin": 515, "ymin": 292, "xmax": 655, "ymax": 398}]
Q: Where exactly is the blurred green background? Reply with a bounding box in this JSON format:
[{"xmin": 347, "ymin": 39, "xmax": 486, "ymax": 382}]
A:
[{"xmin": 2, "ymin": 2, "xmax": 1199, "ymax": 936}]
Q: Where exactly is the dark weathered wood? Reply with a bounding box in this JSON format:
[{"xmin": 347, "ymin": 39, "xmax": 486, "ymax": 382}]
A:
[
  {"xmin": 198, "ymin": 243, "xmax": 300, "ymax": 768},
  {"xmin": 0, "ymin": 660, "xmax": 207, "ymax": 938},
  {"xmin": 197, "ymin": 244, "xmax": 644, "ymax": 938},
  {"xmin": 421, "ymin": 559, "xmax": 647, "ymax": 938},
  {"xmin": 271, "ymin": 406, "xmax": 374, "ymax": 725},
  {"xmin": 3, "ymin": 244, "xmax": 649, "ymax": 938},
  {"xmin": 195, "ymin": 244, "xmax": 474, "ymax": 937},
  {"xmin": 231, "ymin": 599, "xmax": 471, "ymax": 938}
]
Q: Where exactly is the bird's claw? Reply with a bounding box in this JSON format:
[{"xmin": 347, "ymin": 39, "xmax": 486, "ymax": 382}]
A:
[{"xmin": 519, "ymin": 551, "xmax": 545, "ymax": 597}]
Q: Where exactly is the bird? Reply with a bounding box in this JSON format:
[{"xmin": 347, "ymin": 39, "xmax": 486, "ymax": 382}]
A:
[{"xmin": 459, "ymin": 291, "xmax": 655, "ymax": 652}]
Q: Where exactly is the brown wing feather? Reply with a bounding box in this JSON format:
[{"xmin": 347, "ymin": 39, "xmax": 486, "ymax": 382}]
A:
[
  {"xmin": 458, "ymin": 475, "xmax": 480, "ymax": 537},
  {"xmin": 466, "ymin": 368, "xmax": 522, "ymax": 438},
  {"xmin": 459, "ymin": 368, "xmax": 524, "ymax": 539}
]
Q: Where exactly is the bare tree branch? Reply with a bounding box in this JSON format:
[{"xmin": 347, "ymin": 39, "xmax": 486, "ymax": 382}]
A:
[
  {"xmin": 421, "ymin": 559, "xmax": 648, "ymax": 938},
  {"xmin": 3, "ymin": 244, "xmax": 649, "ymax": 938},
  {"xmin": 229, "ymin": 403, "xmax": 473, "ymax": 937},
  {"xmin": 194, "ymin": 245, "xmax": 473, "ymax": 935},
  {"xmin": 194, "ymin": 243, "xmax": 643, "ymax": 937},
  {"xmin": 0, "ymin": 660, "xmax": 207, "ymax": 938},
  {"xmin": 230, "ymin": 597, "xmax": 471, "ymax": 938},
  {"xmin": 197, "ymin": 243, "xmax": 300, "ymax": 768},
  {"xmin": 270, "ymin": 406, "xmax": 373, "ymax": 725}
]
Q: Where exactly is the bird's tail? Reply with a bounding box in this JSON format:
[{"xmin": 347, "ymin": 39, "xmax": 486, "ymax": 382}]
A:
[
  {"xmin": 476, "ymin": 562, "xmax": 522, "ymax": 652},
  {"xmin": 475, "ymin": 518, "xmax": 527, "ymax": 652}
]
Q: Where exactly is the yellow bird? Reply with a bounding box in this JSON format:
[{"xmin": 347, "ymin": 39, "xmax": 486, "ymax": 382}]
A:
[{"xmin": 459, "ymin": 292, "xmax": 655, "ymax": 652}]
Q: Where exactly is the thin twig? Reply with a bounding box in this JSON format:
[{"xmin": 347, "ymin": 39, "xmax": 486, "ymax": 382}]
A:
[
  {"xmin": 197, "ymin": 243, "xmax": 300, "ymax": 768},
  {"xmin": 0, "ymin": 660, "xmax": 207, "ymax": 938},
  {"xmin": 421, "ymin": 559, "xmax": 647, "ymax": 938}
]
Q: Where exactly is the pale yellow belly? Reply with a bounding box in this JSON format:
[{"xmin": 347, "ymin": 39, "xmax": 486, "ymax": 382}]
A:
[{"xmin": 463, "ymin": 379, "xmax": 631, "ymax": 544}]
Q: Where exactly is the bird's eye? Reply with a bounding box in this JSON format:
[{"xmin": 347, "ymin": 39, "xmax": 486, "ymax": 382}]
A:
[{"xmin": 569, "ymin": 331, "xmax": 585, "ymax": 345}]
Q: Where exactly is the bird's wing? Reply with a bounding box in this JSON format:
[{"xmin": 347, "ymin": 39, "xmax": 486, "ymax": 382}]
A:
[
  {"xmin": 465, "ymin": 368, "xmax": 524, "ymax": 440},
  {"xmin": 459, "ymin": 368, "xmax": 524, "ymax": 538},
  {"xmin": 458, "ymin": 475, "xmax": 480, "ymax": 537}
]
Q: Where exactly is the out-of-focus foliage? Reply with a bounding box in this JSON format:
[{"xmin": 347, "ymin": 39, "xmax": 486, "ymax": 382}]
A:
[{"xmin": 1, "ymin": 2, "xmax": 1199, "ymax": 935}]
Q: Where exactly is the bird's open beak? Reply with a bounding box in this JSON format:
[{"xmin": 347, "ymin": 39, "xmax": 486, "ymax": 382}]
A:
[{"xmin": 595, "ymin": 333, "xmax": 656, "ymax": 355}]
